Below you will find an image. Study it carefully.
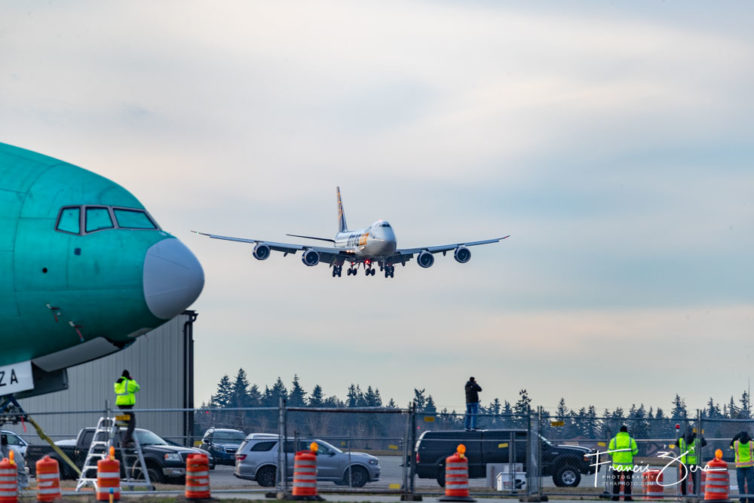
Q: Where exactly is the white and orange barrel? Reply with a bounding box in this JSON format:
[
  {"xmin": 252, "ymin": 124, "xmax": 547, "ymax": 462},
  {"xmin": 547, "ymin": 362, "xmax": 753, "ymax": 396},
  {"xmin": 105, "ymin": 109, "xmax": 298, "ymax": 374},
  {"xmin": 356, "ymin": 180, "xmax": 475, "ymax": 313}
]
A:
[
  {"xmin": 0, "ymin": 456, "xmax": 17, "ymax": 503},
  {"xmin": 185, "ymin": 453, "xmax": 211, "ymax": 500},
  {"xmin": 292, "ymin": 442, "xmax": 318, "ymax": 498},
  {"xmin": 440, "ymin": 444, "xmax": 475, "ymax": 502},
  {"xmin": 704, "ymin": 449, "xmax": 730, "ymax": 502},
  {"xmin": 35, "ymin": 456, "xmax": 61, "ymax": 502},
  {"xmin": 643, "ymin": 469, "xmax": 663, "ymax": 499},
  {"xmin": 96, "ymin": 447, "xmax": 120, "ymax": 502}
]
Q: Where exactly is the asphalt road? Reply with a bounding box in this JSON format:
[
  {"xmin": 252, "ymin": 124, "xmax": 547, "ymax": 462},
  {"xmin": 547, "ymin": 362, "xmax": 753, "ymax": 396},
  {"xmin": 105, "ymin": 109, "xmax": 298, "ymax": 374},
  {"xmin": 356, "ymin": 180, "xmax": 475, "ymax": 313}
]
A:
[{"xmin": 208, "ymin": 455, "xmax": 743, "ymax": 497}]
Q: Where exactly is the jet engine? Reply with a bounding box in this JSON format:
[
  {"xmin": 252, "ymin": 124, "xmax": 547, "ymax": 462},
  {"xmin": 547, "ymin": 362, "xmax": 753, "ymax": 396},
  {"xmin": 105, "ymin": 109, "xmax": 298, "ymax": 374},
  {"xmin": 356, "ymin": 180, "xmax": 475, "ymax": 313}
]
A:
[
  {"xmin": 301, "ymin": 249, "xmax": 320, "ymax": 267},
  {"xmin": 454, "ymin": 246, "xmax": 471, "ymax": 263},
  {"xmin": 417, "ymin": 250, "xmax": 434, "ymax": 268},
  {"xmin": 253, "ymin": 243, "xmax": 271, "ymax": 260}
]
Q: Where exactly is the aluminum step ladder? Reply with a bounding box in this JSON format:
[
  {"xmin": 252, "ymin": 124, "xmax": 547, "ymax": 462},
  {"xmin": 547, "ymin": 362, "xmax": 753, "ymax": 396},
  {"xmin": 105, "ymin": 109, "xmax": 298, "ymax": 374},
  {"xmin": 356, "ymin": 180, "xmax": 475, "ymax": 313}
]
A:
[{"xmin": 75, "ymin": 415, "xmax": 154, "ymax": 492}]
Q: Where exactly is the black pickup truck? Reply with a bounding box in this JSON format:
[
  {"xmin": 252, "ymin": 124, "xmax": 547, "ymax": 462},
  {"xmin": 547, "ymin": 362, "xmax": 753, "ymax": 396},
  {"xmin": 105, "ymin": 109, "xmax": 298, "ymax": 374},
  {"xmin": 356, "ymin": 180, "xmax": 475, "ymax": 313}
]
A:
[
  {"xmin": 415, "ymin": 429, "xmax": 596, "ymax": 487},
  {"xmin": 26, "ymin": 427, "xmax": 212, "ymax": 484}
]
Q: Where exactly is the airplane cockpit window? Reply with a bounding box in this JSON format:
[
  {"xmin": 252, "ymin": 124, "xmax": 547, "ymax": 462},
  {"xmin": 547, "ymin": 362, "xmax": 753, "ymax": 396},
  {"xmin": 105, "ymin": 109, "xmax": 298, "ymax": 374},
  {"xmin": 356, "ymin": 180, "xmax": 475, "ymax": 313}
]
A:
[
  {"xmin": 380, "ymin": 222, "xmax": 391, "ymax": 227},
  {"xmin": 85, "ymin": 207, "xmax": 114, "ymax": 233},
  {"xmin": 113, "ymin": 209, "xmax": 157, "ymax": 229},
  {"xmin": 56, "ymin": 207, "xmax": 81, "ymax": 234}
]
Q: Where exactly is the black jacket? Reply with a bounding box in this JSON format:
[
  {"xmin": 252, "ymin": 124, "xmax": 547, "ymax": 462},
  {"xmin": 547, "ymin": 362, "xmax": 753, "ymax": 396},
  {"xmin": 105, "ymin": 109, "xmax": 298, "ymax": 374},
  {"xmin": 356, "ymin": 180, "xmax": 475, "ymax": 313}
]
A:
[
  {"xmin": 731, "ymin": 431, "xmax": 752, "ymax": 447},
  {"xmin": 465, "ymin": 380, "xmax": 482, "ymax": 403}
]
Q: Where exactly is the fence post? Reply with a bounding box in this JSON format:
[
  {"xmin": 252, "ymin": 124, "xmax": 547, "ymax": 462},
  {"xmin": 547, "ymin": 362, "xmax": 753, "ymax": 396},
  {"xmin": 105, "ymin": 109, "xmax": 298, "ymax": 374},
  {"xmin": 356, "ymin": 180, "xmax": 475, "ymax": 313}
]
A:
[
  {"xmin": 277, "ymin": 397, "xmax": 288, "ymax": 497},
  {"xmin": 401, "ymin": 403, "xmax": 420, "ymax": 501}
]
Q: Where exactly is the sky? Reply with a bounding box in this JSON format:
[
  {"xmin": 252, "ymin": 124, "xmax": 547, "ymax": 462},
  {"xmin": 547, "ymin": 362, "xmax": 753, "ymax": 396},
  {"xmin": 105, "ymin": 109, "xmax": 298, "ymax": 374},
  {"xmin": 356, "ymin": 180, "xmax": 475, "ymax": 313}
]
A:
[{"xmin": 1, "ymin": 1, "xmax": 753, "ymax": 414}]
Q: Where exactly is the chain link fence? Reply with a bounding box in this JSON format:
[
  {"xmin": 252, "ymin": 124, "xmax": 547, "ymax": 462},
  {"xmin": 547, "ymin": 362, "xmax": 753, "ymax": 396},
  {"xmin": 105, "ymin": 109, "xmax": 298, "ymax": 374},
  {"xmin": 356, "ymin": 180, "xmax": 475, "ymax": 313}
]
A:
[{"xmin": 4, "ymin": 403, "xmax": 753, "ymax": 499}]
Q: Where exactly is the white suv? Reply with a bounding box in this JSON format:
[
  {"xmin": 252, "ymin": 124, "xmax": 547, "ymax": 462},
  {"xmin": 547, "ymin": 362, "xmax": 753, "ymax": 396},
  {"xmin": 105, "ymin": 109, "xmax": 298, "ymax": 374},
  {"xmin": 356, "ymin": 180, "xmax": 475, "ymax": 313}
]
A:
[{"xmin": 234, "ymin": 434, "xmax": 380, "ymax": 488}]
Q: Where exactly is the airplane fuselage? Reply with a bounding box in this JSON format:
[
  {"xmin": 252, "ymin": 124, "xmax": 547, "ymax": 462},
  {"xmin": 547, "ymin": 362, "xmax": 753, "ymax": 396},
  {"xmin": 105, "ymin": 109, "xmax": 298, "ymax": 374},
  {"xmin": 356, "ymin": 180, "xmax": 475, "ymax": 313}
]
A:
[
  {"xmin": 334, "ymin": 220, "xmax": 397, "ymax": 258},
  {"xmin": 0, "ymin": 143, "xmax": 204, "ymax": 397}
]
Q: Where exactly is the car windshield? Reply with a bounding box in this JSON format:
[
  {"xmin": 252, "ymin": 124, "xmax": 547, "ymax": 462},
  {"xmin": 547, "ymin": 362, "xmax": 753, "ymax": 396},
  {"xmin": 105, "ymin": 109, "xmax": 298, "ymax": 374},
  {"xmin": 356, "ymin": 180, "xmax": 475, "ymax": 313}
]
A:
[
  {"xmin": 214, "ymin": 431, "xmax": 245, "ymax": 443},
  {"xmin": 538, "ymin": 434, "xmax": 554, "ymax": 447},
  {"xmin": 135, "ymin": 430, "xmax": 168, "ymax": 446}
]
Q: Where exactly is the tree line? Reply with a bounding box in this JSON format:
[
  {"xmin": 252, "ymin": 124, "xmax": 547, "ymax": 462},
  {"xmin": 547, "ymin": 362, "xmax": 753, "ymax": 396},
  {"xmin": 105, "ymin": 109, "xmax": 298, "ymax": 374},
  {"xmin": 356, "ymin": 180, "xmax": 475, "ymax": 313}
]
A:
[{"xmin": 195, "ymin": 369, "xmax": 754, "ymax": 450}]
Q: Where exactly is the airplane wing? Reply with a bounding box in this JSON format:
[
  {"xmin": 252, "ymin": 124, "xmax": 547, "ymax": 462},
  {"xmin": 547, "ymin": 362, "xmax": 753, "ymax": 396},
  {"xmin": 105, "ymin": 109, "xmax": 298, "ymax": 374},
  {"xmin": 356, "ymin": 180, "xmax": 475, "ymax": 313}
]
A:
[
  {"xmin": 192, "ymin": 231, "xmax": 352, "ymax": 264},
  {"xmin": 386, "ymin": 235, "xmax": 510, "ymax": 265}
]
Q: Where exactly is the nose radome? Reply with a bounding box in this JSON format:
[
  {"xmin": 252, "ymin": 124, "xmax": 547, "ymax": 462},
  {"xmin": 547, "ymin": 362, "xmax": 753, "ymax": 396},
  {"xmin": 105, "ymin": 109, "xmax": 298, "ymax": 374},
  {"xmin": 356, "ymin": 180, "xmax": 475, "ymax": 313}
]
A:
[{"xmin": 143, "ymin": 238, "xmax": 204, "ymax": 320}]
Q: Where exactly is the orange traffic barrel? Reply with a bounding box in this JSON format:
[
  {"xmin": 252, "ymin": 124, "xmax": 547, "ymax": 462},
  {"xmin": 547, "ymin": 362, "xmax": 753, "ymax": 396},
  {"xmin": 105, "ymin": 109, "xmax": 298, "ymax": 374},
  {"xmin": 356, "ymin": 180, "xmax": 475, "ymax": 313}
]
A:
[
  {"xmin": 440, "ymin": 444, "xmax": 475, "ymax": 502},
  {"xmin": 96, "ymin": 455, "xmax": 120, "ymax": 502},
  {"xmin": 643, "ymin": 469, "xmax": 663, "ymax": 499},
  {"xmin": 35, "ymin": 456, "xmax": 61, "ymax": 502},
  {"xmin": 704, "ymin": 449, "xmax": 730, "ymax": 502},
  {"xmin": 185, "ymin": 453, "xmax": 211, "ymax": 500},
  {"xmin": 0, "ymin": 457, "xmax": 17, "ymax": 503},
  {"xmin": 292, "ymin": 443, "xmax": 318, "ymax": 499}
]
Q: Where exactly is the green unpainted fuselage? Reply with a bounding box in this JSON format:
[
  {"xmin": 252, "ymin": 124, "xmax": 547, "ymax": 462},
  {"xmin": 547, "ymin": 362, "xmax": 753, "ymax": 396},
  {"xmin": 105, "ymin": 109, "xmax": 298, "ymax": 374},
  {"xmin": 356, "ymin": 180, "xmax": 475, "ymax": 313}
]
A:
[{"xmin": 0, "ymin": 143, "xmax": 203, "ymax": 380}]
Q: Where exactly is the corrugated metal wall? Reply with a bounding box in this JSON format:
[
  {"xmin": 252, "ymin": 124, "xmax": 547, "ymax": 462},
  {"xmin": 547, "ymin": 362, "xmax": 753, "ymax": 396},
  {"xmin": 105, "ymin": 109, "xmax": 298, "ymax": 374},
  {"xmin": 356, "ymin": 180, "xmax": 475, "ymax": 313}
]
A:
[{"xmin": 5, "ymin": 312, "xmax": 194, "ymax": 445}]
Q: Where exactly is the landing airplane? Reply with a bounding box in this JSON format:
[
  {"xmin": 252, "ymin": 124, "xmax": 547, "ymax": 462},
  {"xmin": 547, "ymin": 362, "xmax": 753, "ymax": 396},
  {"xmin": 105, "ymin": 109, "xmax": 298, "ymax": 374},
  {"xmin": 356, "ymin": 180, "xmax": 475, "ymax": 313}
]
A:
[
  {"xmin": 0, "ymin": 143, "xmax": 204, "ymax": 400},
  {"xmin": 194, "ymin": 187, "xmax": 508, "ymax": 278}
]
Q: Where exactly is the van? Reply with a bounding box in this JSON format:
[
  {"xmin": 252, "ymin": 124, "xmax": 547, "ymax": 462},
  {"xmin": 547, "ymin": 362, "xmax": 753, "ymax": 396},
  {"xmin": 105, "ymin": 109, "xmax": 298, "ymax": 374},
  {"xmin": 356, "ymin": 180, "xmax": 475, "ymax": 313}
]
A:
[{"xmin": 415, "ymin": 429, "xmax": 595, "ymax": 487}]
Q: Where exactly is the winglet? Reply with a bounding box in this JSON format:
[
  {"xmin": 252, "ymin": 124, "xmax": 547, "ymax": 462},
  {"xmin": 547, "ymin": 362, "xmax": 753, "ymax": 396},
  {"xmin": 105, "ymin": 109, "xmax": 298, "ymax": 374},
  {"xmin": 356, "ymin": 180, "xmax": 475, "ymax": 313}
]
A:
[{"xmin": 337, "ymin": 186, "xmax": 348, "ymax": 233}]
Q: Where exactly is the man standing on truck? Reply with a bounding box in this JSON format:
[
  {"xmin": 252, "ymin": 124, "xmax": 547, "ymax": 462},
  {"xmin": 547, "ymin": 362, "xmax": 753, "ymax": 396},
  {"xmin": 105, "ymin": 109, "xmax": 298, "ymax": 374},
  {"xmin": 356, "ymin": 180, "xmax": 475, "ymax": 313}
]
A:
[
  {"xmin": 114, "ymin": 369, "xmax": 141, "ymax": 446},
  {"xmin": 464, "ymin": 377, "xmax": 482, "ymax": 431},
  {"xmin": 608, "ymin": 425, "xmax": 638, "ymax": 501}
]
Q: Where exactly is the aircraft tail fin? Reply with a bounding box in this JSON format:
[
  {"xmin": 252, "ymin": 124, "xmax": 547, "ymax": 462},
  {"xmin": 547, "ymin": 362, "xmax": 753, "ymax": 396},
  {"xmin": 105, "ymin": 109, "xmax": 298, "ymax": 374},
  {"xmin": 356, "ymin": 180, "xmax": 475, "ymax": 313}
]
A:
[{"xmin": 337, "ymin": 186, "xmax": 348, "ymax": 233}]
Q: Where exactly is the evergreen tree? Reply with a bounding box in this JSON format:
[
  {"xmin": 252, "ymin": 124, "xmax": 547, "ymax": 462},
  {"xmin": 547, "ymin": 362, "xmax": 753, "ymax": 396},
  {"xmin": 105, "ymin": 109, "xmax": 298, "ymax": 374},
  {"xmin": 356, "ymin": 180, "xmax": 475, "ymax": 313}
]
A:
[
  {"xmin": 364, "ymin": 386, "xmax": 382, "ymax": 407},
  {"xmin": 309, "ymin": 385, "xmax": 325, "ymax": 407},
  {"xmin": 248, "ymin": 384, "xmax": 262, "ymax": 407},
  {"xmin": 347, "ymin": 385, "xmax": 364, "ymax": 407},
  {"xmin": 425, "ymin": 395, "xmax": 437, "ymax": 414},
  {"xmin": 514, "ymin": 389, "xmax": 532, "ymax": 416},
  {"xmin": 740, "ymin": 391, "xmax": 751, "ymax": 419},
  {"xmin": 288, "ymin": 375, "xmax": 307, "ymax": 407},
  {"xmin": 503, "ymin": 401, "xmax": 513, "ymax": 416},
  {"xmin": 413, "ymin": 388, "xmax": 427, "ymax": 410},
  {"xmin": 705, "ymin": 398, "xmax": 721, "ymax": 418},
  {"xmin": 211, "ymin": 375, "xmax": 233, "ymax": 408},
  {"xmin": 230, "ymin": 368, "xmax": 251, "ymax": 407},
  {"xmin": 387, "ymin": 398, "xmax": 397, "ymax": 408},
  {"xmin": 269, "ymin": 377, "xmax": 288, "ymax": 404},
  {"xmin": 671, "ymin": 394, "xmax": 687, "ymax": 419},
  {"xmin": 728, "ymin": 396, "xmax": 738, "ymax": 419}
]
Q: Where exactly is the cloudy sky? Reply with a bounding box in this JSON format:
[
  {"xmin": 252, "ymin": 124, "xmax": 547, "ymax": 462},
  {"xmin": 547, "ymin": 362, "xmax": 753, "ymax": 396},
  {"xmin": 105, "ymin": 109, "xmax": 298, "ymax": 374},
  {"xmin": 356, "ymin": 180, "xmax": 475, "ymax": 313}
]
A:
[{"xmin": 2, "ymin": 1, "xmax": 753, "ymax": 414}]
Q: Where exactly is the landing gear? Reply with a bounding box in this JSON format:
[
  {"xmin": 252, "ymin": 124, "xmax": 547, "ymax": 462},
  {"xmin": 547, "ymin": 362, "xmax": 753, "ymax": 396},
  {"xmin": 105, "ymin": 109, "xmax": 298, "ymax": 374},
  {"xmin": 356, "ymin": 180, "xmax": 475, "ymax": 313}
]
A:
[
  {"xmin": 365, "ymin": 267, "xmax": 375, "ymax": 276},
  {"xmin": 384, "ymin": 265, "xmax": 395, "ymax": 278},
  {"xmin": 346, "ymin": 265, "xmax": 357, "ymax": 276},
  {"xmin": 332, "ymin": 265, "xmax": 342, "ymax": 277}
]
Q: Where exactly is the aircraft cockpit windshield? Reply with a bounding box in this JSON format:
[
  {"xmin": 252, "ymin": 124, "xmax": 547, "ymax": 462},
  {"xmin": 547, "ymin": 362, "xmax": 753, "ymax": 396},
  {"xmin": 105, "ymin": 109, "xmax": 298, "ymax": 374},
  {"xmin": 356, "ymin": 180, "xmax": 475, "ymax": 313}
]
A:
[
  {"xmin": 55, "ymin": 205, "xmax": 159, "ymax": 235},
  {"xmin": 379, "ymin": 221, "xmax": 391, "ymax": 227}
]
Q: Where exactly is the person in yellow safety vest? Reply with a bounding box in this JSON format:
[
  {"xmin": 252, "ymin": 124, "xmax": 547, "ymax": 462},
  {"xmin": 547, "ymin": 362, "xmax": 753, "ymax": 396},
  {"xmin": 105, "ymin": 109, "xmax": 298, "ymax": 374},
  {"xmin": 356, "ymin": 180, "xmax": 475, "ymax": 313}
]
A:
[
  {"xmin": 609, "ymin": 425, "xmax": 639, "ymax": 501},
  {"xmin": 114, "ymin": 369, "xmax": 140, "ymax": 446},
  {"xmin": 732, "ymin": 431, "xmax": 754, "ymax": 503},
  {"xmin": 678, "ymin": 426, "xmax": 707, "ymax": 496}
]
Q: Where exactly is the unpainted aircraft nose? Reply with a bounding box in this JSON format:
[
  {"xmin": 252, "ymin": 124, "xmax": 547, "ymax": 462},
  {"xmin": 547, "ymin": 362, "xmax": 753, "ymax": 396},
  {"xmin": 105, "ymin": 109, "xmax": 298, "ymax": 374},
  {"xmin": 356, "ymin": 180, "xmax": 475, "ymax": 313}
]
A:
[{"xmin": 143, "ymin": 238, "xmax": 204, "ymax": 320}]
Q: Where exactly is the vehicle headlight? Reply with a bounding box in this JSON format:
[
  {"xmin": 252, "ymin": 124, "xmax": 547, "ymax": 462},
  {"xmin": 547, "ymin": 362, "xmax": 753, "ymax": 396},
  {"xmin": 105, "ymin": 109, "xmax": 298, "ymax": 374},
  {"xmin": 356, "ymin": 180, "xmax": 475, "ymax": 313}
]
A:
[
  {"xmin": 369, "ymin": 459, "xmax": 378, "ymax": 465},
  {"xmin": 164, "ymin": 453, "xmax": 183, "ymax": 462}
]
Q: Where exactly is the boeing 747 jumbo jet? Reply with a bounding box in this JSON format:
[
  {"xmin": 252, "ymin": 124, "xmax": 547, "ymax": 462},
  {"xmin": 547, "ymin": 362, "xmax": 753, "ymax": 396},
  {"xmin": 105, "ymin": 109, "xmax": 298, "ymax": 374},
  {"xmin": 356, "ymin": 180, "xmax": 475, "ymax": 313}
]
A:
[
  {"xmin": 0, "ymin": 143, "xmax": 204, "ymax": 400},
  {"xmin": 195, "ymin": 187, "xmax": 508, "ymax": 278}
]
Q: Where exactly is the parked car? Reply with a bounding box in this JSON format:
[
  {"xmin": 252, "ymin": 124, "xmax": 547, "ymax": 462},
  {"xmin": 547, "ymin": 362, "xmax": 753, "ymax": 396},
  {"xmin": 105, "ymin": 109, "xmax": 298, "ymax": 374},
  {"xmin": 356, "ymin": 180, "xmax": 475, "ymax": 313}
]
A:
[
  {"xmin": 234, "ymin": 434, "xmax": 380, "ymax": 487},
  {"xmin": 200, "ymin": 428, "xmax": 245, "ymax": 466},
  {"xmin": 26, "ymin": 427, "xmax": 214, "ymax": 483},
  {"xmin": 0, "ymin": 430, "xmax": 29, "ymax": 457},
  {"xmin": 415, "ymin": 429, "xmax": 596, "ymax": 487}
]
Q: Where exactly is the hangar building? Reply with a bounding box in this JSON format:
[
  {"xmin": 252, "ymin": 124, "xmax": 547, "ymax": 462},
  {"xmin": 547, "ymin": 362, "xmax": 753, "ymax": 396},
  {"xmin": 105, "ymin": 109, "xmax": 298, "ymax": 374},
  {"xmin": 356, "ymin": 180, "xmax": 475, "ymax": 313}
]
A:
[{"xmin": 8, "ymin": 311, "xmax": 197, "ymax": 445}]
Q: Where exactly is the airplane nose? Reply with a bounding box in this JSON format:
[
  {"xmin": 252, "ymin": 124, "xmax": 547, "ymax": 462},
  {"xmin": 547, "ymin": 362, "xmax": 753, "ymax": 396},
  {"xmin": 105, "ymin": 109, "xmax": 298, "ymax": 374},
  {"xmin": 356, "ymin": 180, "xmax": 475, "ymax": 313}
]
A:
[{"xmin": 143, "ymin": 238, "xmax": 204, "ymax": 320}]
